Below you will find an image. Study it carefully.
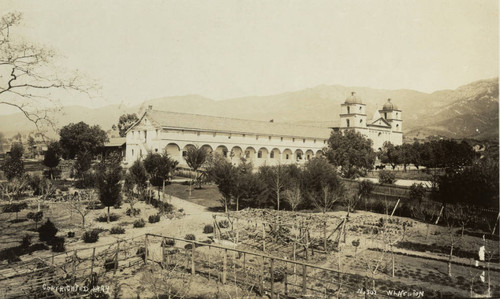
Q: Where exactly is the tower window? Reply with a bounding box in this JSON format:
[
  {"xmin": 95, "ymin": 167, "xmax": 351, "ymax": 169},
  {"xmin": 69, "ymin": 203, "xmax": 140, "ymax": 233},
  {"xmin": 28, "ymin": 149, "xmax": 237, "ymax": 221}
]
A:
[
  {"xmin": 281, "ymin": 137, "xmax": 283, "ymax": 142},
  {"xmin": 292, "ymin": 138, "xmax": 295, "ymax": 142},
  {"xmin": 360, "ymin": 119, "xmax": 363, "ymax": 124},
  {"xmin": 286, "ymin": 154, "xmax": 289, "ymax": 160},
  {"xmin": 347, "ymin": 107, "xmax": 350, "ymax": 114},
  {"xmin": 384, "ymin": 112, "xmax": 387, "ymax": 119},
  {"xmin": 270, "ymin": 151, "xmax": 275, "ymax": 158},
  {"xmin": 258, "ymin": 151, "xmax": 262, "ymax": 158},
  {"xmin": 269, "ymin": 136, "xmax": 272, "ymax": 140},
  {"xmin": 359, "ymin": 106, "xmax": 362, "ymax": 111},
  {"xmin": 303, "ymin": 139, "xmax": 306, "ymax": 143},
  {"xmin": 346, "ymin": 119, "xmax": 350, "ymax": 127}
]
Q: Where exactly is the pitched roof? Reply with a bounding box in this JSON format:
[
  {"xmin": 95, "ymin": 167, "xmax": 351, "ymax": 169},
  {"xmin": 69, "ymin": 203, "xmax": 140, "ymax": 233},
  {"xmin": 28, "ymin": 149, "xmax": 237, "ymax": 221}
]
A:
[
  {"xmin": 104, "ymin": 137, "xmax": 126, "ymax": 147},
  {"xmin": 143, "ymin": 110, "xmax": 332, "ymax": 139}
]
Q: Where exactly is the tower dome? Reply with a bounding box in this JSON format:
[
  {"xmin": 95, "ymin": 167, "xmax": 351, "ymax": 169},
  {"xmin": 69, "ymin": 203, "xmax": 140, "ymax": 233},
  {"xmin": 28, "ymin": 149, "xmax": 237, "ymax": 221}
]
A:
[
  {"xmin": 345, "ymin": 91, "xmax": 363, "ymax": 104},
  {"xmin": 382, "ymin": 98, "xmax": 398, "ymax": 111}
]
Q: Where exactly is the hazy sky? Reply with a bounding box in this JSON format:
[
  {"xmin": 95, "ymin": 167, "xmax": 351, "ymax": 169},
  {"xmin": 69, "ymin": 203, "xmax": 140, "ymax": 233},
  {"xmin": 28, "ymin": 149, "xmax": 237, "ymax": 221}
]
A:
[{"xmin": 1, "ymin": 0, "xmax": 498, "ymax": 109}]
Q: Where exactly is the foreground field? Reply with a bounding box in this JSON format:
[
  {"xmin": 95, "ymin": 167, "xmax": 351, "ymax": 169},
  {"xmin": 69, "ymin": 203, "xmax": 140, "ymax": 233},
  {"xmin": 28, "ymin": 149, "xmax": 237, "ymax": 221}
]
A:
[{"xmin": 0, "ymin": 183, "xmax": 498, "ymax": 298}]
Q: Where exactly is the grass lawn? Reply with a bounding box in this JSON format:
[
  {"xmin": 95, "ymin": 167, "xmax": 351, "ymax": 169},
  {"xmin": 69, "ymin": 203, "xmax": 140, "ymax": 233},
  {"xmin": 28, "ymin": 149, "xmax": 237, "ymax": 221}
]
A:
[{"xmin": 164, "ymin": 182, "xmax": 222, "ymax": 211}]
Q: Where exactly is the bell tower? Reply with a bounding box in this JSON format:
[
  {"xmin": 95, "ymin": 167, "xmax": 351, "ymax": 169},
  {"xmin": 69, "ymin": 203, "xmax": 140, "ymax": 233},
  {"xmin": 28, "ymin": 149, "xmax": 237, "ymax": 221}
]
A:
[{"xmin": 340, "ymin": 91, "xmax": 367, "ymax": 130}]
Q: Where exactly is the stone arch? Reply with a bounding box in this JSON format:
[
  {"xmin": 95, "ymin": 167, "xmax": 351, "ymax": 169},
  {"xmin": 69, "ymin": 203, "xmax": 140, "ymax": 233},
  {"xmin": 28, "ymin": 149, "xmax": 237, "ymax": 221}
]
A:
[
  {"xmin": 294, "ymin": 149, "xmax": 304, "ymax": 161},
  {"xmin": 244, "ymin": 147, "xmax": 257, "ymax": 160},
  {"xmin": 166, "ymin": 143, "xmax": 181, "ymax": 157},
  {"xmin": 257, "ymin": 147, "xmax": 269, "ymax": 159},
  {"xmin": 182, "ymin": 144, "xmax": 195, "ymax": 158},
  {"xmin": 201, "ymin": 144, "xmax": 213, "ymax": 155},
  {"xmin": 283, "ymin": 149, "xmax": 293, "ymax": 161},
  {"xmin": 315, "ymin": 150, "xmax": 323, "ymax": 158},
  {"xmin": 215, "ymin": 145, "xmax": 229, "ymax": 158},
  {"xmin": 230, "ymin": 146, "xmax": 243, "ymax": 161},
  {"xmin": 270, "ymin": 148, "xmax": 281, "ymax": 160},
  {"xmin": 305, "ymin": 150, "xmax": 314, "ymax": 161}
]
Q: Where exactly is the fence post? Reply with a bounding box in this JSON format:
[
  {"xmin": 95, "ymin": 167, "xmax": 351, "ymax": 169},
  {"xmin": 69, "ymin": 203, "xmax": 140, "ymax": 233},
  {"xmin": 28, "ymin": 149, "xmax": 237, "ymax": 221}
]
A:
[
  {"xmin": 51, "ymin": 252, "xmax": 54, "ymax": 265},
  {"xmin": 284, "ymin": 264, "xmax": 288, "ymax": 297},
  {"xmin": 222, "ymin": 248, "xmax": 227, "ymax": 284},
  {"xmin": 302, "ymin": 264, "xmax": 307, "ymax": 296},
  {"xmin": 262, "ymin": 224, "xmax": 266, "ymax": 252},
  {"xmin": 260, "ymin": 256, "xmax": 264, "ymax": 295},
  {"xmin": 243, "ymin": 252, "xmax": 246, "ymax": 273},
  {"xmin": 114, "ymin": 240, "xmax": 120, "ymax": 274},
  {"xmin": 305, "ymin": 231, "xmax": 309, "ymax": 260},
  {"xmin": 162, "ymin": 237, "xmax": 166, "ymax": 267},
  {"xmin": 90, "ymin": 247, "xmax": 95, "ymax": 278},
  {"xmin": 191, "ymin": 241, "xmax": 195, "ymax": 275},
  {"xmin": 270, "ymin": 258, "xmax": 274, "ymax": 299},
  {"xmin": 72, "ymin": 250, "xmax": 77, "ymax": 283},
  {"xmin": 144, "ymin": 234, "xmax": 148, "ymax": 265}
]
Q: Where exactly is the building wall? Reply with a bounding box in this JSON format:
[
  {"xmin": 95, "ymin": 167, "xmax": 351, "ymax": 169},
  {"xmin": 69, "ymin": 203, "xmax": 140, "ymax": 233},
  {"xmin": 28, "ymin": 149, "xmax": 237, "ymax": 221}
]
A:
[{"xmin": 125, "ymin": 119, "xmax": 328, "ymax": 168}]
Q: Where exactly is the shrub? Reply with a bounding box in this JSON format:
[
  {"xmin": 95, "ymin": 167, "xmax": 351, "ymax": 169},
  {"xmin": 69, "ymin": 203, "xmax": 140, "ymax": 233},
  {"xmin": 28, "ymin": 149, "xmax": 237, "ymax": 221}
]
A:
[
  {"xmin": 133, "ymin": 218, "xmax": 146, "ymax": 228},
  {"xmin": 162, "ymin": 238, "xmax": 175, "ymax": 247},
  {"xmin": 125, "ymin": 207, "xmax": 141, "ymax": 216},
  {"xmin": 148, "ymin": 214, "xmax": 161, "ymax": 223},
  {"xmin": 184, "ymin": 234, "xmax": 196, "ymax": 241},
  {"xmin": 136, "ymin": 247, "xmax": 146, "ymax": 262},
  {"xmin": 51, "ymin": 237, "xmax": 65, "ymax": 252},
  {"xmin": 82, "ymin": 229, "xmax": 100, "ymax": 243},
  {"xmin": 218, "ymin": 220, "xmax": 230, "ymax": 228},
  {"xmin": 378, "ymin": 170, "xmax": 396, "ymax": 184},
  {"xmin": 203, "ymin": 224, "xmax": 214, "ymax": 234},
  {"xmin": 75, "ymin": 172, "xmax": 96, "ymax": 189},
  {"xmin": 38, "ymin": 219, "xmax": 58, "ymax": 243},
  {"xmin": 21, "ymin": 234, "xmax": 32, "ymax": 248},
  {"xmin": 2, "ymin": 202, "xmax": 28, "ymax": 213},
  {"xmin": 67, "ymin": 231, "xmax": 75, "ymax": 238},
  {"xmin": 0, "ymin": 248, "xmax": 21, "ymax": 263},
  {"xmin": 110, "ymin": 226, "xmax": 125, "ymax": 234},
  {"xmin": 104, "ymin": 257, "xmax": 117, "ymax": 272},
  {"xmin": 272, "ymin": 267, "xmax": 286, "ymax": 282},
  {"xmin": 96, "ymin": 213, "xmax": 119, "ymax": 222}
]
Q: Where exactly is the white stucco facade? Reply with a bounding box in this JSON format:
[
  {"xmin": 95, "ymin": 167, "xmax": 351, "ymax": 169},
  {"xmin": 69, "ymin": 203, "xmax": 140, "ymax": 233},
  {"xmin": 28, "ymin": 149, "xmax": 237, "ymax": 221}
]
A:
[{"xmin": 125, "ymin": 93, "xmax": 403, "ymax": 168}]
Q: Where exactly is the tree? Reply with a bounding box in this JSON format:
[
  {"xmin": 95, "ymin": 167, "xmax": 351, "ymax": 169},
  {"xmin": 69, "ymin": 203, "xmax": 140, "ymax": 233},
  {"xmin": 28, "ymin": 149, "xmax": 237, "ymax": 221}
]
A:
[
  {"xmin": 74, "ymin": 150, "xmax": 93, "ymax": 179},
  {"xmin": 117, "ymin": 113, "xmax": 139, "ymax": 137},
  {"xmin": 0, "ymin": 12, "xmax": 91, "ymax": 129},
  {"xmin": 95, "ymin": 153, "xmax": 122, "ymax": 223},
  {"xmin": 258, "ymin": 164, "xmax": 291, "ymax": 210},
  {"xmin": 379, "ymin": 141, "xmax": 400, "ymax": 170},
  {"xmin": 143, "ymin": 151, "xmax": 178, "ymax": 198},
  {"xmin": 324, "ymin": 130, "xmax": 376, "ymax": 178},
  {"xmin": 184, "ymin": 145, "xmax": 209, "ymax": 190},
  {"xmin": 59, "ymin": 122, "xmax": 108, "ymax": 159},
  {"xmin": 302, "ymin": 158, "xmax": 344, "ymax": 212},
  {"xmin": 432, "ymin": 157, "xmax": 498, "ymax": 209},
  {"xmin": 128, "ymin": 160, "xmax": 148, "ymax": 193},
  {"xmin": 378, "ymin": 170, "xmax": 396, "ymax": 184},
  {"xmin": 398, "ymin": 143, "xmax": 415, "ymax": 171},
  {"xmin": 43, "ymin": 141, "xmax": 61, "ymax": 179},
  {"xmin": 206, "ymin": 154, "xmax": 237, "ymax": 213},
  {"xmin": 26, "ymin": 211, "xmax": 43, "ymax": 230},
  {"xmin": 2, "ymin": 143, "xmax": 24, "ymax": 180},
  {"xmin": 409, "ymin": 183, "xmax": 426, "ymax": 203},
  {"xmin": 66, "ymin": 190, "xmax": 94, "ymax": 229},
  {"xmin": 284, "ymin": 184, "xmax": 302, "ymax": 211},
  {"xmin": 358, "ymin": 180, "xmax": 375, "ymax": 211},
  {"xmin": 410, "ymin": 141, "xmax": 423, "ymax": 169}
]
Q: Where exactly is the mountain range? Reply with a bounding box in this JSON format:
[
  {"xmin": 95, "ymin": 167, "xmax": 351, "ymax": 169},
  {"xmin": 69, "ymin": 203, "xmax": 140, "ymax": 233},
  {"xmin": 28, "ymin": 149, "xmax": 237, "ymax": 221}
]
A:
[{"xmin": 0, "ymin": 78, "xmax": 498, "ymax": 142}]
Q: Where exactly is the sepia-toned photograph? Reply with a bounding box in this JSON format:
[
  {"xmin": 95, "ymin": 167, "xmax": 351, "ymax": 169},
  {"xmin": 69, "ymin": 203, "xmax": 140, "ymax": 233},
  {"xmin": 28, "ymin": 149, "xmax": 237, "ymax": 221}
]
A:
[{"xmin": 0, "ymin": 0, "xmax": 498, "ymax": 298}]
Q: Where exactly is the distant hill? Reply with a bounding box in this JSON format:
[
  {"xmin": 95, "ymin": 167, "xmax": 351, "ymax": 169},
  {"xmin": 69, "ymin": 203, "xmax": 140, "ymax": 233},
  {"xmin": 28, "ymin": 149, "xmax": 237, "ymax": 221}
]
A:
[{"xmin": 0, "ymin": 78, "xmax": 497, "ymax": 142}]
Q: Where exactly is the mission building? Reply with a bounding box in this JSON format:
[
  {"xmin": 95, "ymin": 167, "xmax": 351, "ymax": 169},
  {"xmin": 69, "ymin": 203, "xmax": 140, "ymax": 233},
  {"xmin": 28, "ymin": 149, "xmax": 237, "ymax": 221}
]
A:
[{"xmin": 125, "ymin": 93, "xmax": 402, "ymax": 168}]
